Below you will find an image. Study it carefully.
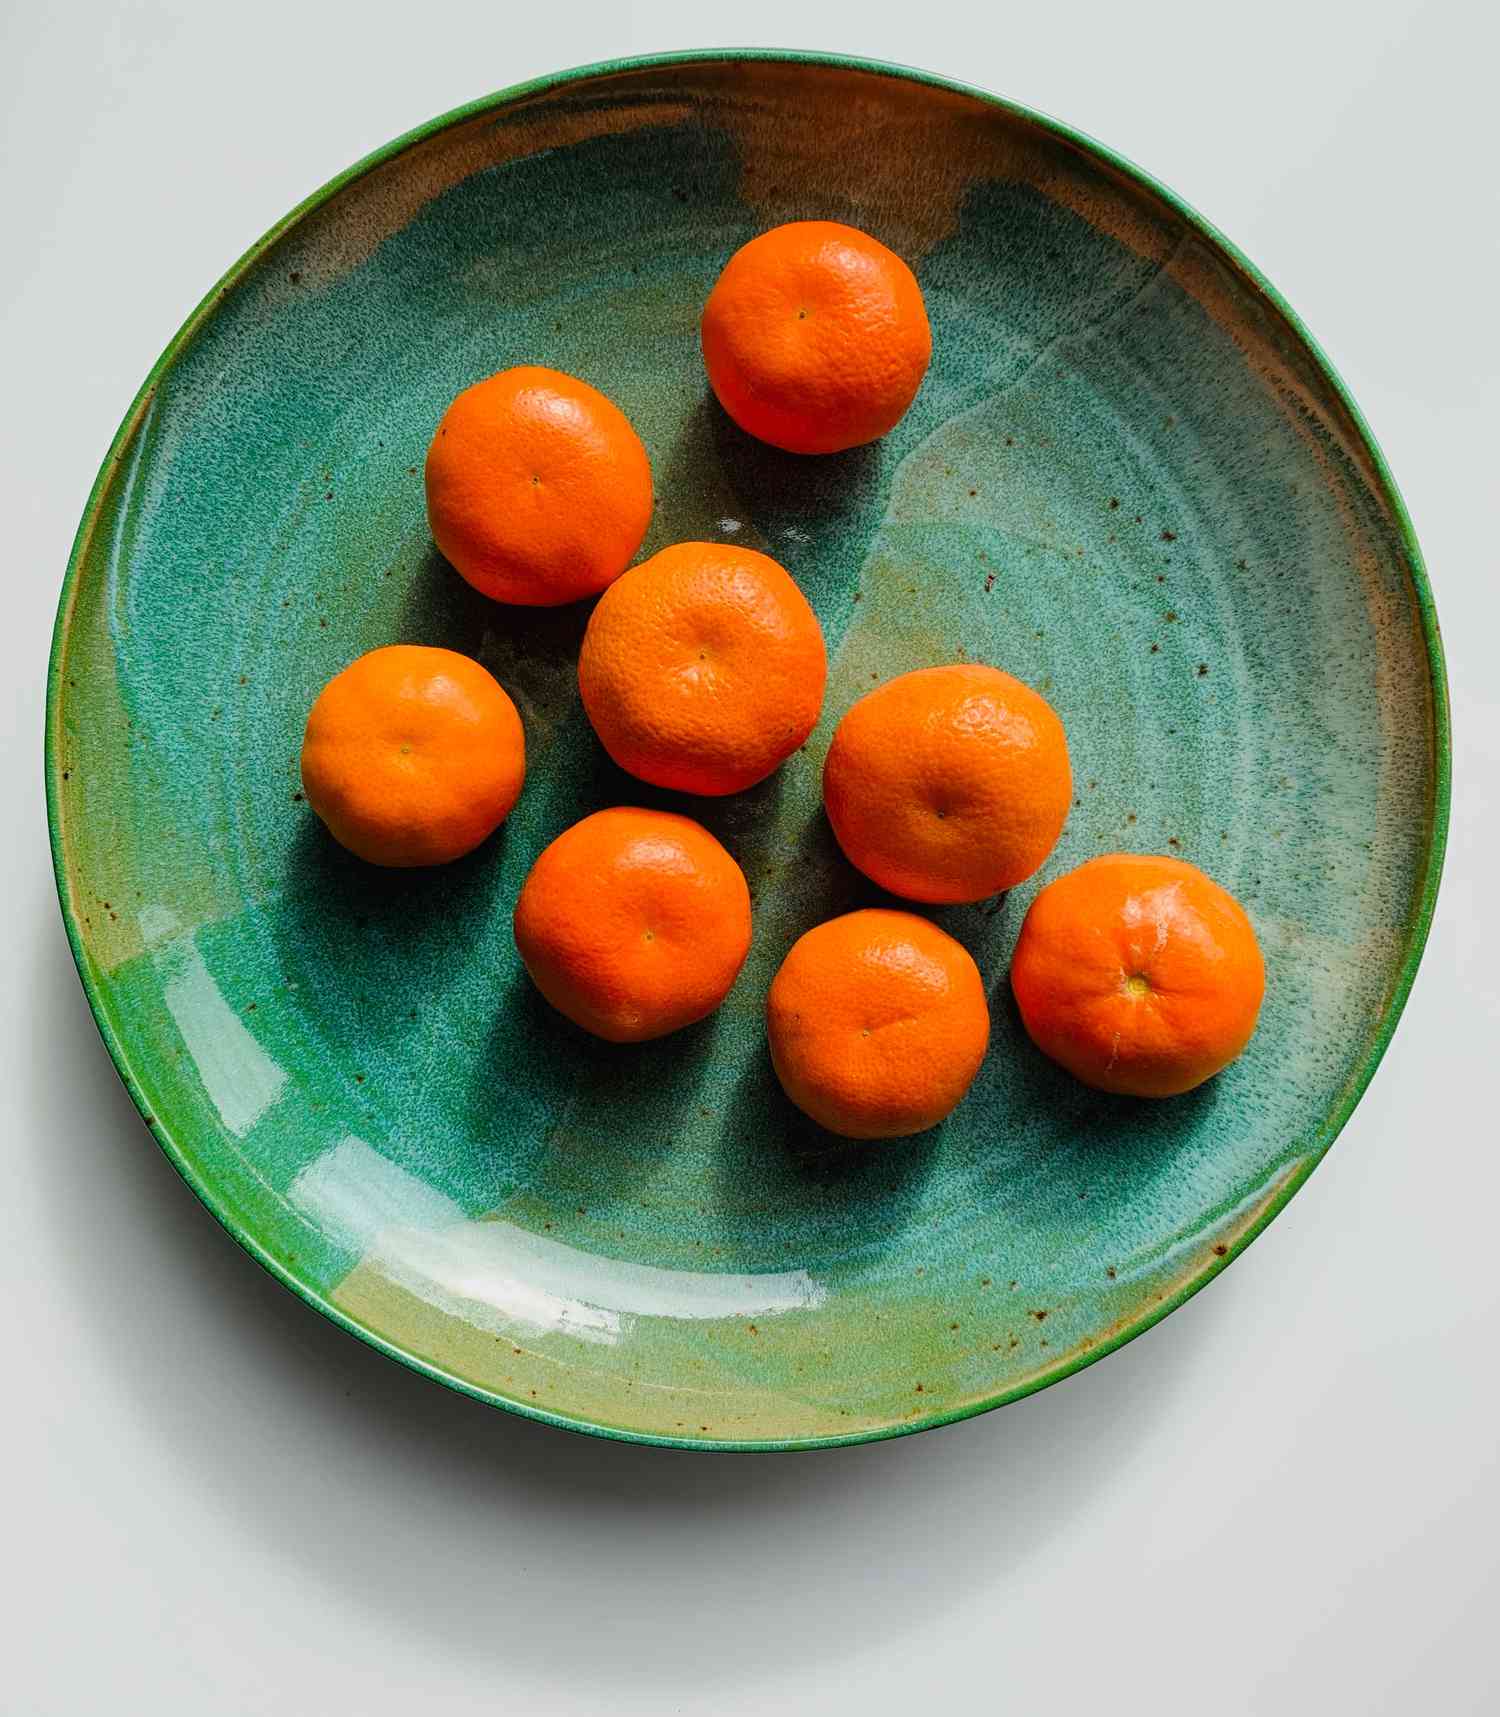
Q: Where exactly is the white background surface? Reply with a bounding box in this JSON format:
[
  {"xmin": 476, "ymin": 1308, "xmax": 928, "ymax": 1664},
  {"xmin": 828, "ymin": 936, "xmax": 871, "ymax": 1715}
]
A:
[{"xmin": 4, "ymin": 3, "xmax": 1496, "ymax": 1712}]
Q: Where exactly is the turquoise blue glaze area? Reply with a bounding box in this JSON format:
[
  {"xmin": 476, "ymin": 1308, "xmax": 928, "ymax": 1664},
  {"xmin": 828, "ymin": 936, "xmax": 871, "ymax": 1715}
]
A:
[{"xmin": 50, "ymin": 56, "xmax": 1446, "ymax": 1447}]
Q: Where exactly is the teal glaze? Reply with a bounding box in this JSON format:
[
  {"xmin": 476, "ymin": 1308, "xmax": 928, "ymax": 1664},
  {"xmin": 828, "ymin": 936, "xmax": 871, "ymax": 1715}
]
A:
[{"xmin": 47, "ymin": 53, "xmax": 1449, "ymax": 1448}]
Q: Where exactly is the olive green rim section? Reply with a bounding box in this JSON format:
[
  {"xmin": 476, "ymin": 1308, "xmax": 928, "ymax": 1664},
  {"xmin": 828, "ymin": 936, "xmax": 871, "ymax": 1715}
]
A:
[{"xmin": 44, "ymin": 48, "xmax": 1452, "ymax": 1452}]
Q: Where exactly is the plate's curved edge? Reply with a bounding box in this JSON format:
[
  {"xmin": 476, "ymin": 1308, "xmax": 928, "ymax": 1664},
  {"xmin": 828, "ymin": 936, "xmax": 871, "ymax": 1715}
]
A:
[{"xmin": 44, "ymin": 48, "xmax": 1452, "ymax": 1453}]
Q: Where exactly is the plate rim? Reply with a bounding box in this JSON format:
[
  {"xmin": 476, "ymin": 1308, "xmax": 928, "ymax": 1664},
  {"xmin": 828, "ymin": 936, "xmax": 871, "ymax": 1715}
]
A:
[{"xmin": 45, "ymin": 47, "xmax": 1453, "ymax": 1452}]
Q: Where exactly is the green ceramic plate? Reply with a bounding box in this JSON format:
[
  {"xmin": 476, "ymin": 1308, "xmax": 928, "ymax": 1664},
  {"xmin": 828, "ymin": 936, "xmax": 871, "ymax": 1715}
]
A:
[{"xmin": 47, "ymin": 52, "xmax": 1449, "ymax": 1450}]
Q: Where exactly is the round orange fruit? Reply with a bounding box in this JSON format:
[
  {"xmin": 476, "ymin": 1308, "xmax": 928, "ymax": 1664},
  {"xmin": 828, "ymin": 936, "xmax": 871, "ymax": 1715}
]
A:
[
  {"xmin": 1010, "ymin": 853, "xmax": 1266, "ymax": 1098},
  {"xmin": 823, "ymin": 663, "xmax": 1071, "ymax": 904},
  {"xmin": 766, "ymin": 909, "xmax": 990, "ymax": 1139},
  {"xmin": 300, "ymin": 644, "xmax": 525, "ymax": 866},
  {"xmin": 701, "ymin": 221, "xmax": 932, "ymax": 455},
  {"xmin": 577, "ymin": 541, "xmax": 827, "ymax": 796},
  {"xmin": 513, "ymin": 807, "xmax": 752, "ymax": 1043},
  {"xmin": 424, "ymin": 365, "xmax": 652, "ymax": 605}
]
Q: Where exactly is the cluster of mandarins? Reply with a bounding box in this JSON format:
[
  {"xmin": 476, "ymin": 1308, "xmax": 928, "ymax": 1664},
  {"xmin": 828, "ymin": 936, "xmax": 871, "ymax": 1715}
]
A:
[{"xmin": 300, "ymin": 222, "xmax": 1264, "ymax": 1139}]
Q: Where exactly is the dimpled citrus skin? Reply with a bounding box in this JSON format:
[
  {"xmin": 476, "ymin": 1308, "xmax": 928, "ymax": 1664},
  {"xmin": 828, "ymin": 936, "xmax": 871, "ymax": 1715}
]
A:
[
  {"xmin": 577, "ymin": 541, "xmax": 828, "ymax": 796},
  {"xmin": 701, "ymin": 221, "xmax": 932, "ymax": 455},
  {"xmin": 1010, "ymin": 854, "xmax": 1266, "ymax": 1098},
  {"xmin": 823, "ymin": 663, "xmax": 1071, "ymax": 905},
  {"xmin": 424, "ymin": 365, "xmax": 652, "ymax": 606},
  {"xmin": 513, "ymin": 808, "xmax": 753, "ymax": 1043},
  {"xmin": 766, "ymin": 909, "xmax": 991, "ymax": 1139},
  {"xmin": 300, "ymin": 645, "xmax": 525, "ymax": 867}
]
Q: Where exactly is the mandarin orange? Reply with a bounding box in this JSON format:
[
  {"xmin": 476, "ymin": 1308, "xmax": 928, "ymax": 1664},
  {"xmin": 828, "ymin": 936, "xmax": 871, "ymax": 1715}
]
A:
[
  {"xmin": 425, "ymin": 365, "xmax": 652, "ymax": 605},
  {"xmin": 766, "ymin": 909, "xmax": 990, "ymax": 1139},
  {"xmin": 513, "ymin": 807, "xmax": 752, "ymax": 1043},
  {"xmin": 577, "ymin": 541, "xmax": 826, "ymax": 796},
  {"xmin": 1010, "ymin": 853, "xmax": 1265, "ymax": 1097},
  {"xmin": 701, "ymin": 221, "xmax": 931, "ymax": 454},
  {"xmin": 823, "ymin": 663, "xmax": 1070, "ymax": 904},
  {"xmin": 300, "ymin": 645, "xmax": 524, "ymax": 866}
]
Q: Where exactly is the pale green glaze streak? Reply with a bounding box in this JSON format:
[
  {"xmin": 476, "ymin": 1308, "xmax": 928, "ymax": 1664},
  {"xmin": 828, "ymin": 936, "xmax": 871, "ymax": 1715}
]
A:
[{"xmin": 47, "ymin": 52, "xmax": 1450, "ymax": 1449}]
